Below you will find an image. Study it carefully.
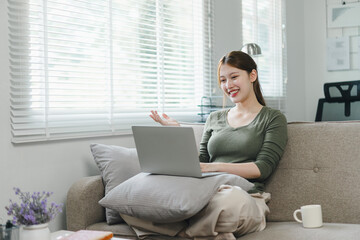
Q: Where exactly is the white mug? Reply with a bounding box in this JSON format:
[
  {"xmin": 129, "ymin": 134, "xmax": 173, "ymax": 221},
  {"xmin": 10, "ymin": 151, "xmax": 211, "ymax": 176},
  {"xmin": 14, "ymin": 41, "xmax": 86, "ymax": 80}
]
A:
[{"xmin": 293, "ymin": 204, "xmax": 323, "ymax": 228}]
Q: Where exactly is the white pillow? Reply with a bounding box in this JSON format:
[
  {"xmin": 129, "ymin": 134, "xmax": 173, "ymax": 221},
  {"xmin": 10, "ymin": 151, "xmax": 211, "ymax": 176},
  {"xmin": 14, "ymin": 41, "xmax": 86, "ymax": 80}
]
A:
[
  {"xmin": 99, "ymin": 172, "xmax": 254, "ymax": 223},
  {"xmin": 90, "ymin": 143, "xmax": 141, "ymax": 224}
]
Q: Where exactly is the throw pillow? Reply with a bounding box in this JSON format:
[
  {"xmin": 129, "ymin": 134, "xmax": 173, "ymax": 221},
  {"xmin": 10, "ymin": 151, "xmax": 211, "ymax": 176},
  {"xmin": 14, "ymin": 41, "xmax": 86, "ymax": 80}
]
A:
[
  {"xmin": 99, "ymin": 172, "xmax": 254, "ymax": 223},
  {"xmin": 90, "ymin": 143, "xmax": 141, "ymax": 224}
]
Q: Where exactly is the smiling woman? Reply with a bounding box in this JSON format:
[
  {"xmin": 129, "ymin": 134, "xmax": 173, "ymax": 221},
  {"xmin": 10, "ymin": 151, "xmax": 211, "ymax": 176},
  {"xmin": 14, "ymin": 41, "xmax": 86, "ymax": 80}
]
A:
[
  {"xmin": 8, "ymin": 0, "xmax": 214, "ymax": 143},
  {"xmin": 148, "ymin": 50, "xmax": 288, "ymax": 238}
]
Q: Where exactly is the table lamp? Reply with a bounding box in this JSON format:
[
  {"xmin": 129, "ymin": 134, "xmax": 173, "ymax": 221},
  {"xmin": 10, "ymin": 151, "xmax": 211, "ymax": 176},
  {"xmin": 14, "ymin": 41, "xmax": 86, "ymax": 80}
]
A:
[{"xmin": 241, "ymin": 43, "xmax": 262, "ymax": 56}]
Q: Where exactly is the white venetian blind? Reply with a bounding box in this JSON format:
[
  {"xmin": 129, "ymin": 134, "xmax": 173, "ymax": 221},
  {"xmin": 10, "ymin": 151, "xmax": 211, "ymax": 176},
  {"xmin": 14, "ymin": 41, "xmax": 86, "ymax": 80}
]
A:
[
  {"xmin": 9, "ymin": 0, "xmax": 213, "ymax": 143},
  {"xmin": 242, "ymin": 0, "xmax": 287, "ymax": 113}
]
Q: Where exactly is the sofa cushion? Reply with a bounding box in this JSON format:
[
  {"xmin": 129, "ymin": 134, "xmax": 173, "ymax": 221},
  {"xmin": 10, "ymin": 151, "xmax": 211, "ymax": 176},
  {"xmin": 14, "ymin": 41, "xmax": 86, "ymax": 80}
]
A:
[
  {"xmin": 239, "ymin": 222, "xmax": 360, "ymax": 240},
  {"xmin": 99, "ymin": 172, "xmax": 254, "ymax": 223},
  {"xmin": 90, "ymin": 143, "xmax": 141, "ymax": 224},
  {"xmin": 87, "ymin": 221, "xmax": 360, "ymax": 240}
]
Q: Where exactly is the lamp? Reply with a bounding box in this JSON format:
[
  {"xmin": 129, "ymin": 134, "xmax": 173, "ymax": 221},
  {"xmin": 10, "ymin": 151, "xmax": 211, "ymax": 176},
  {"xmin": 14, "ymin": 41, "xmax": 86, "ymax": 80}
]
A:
[{"xmin": 241, "ymin": 43, "xmax": 262, "ymax": 56}]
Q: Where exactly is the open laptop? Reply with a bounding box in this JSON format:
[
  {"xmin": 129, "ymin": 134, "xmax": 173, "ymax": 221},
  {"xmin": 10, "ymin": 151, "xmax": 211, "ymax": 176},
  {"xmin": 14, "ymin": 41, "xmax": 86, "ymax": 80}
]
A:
[{"xmin": 132, "ymin": 126, "xmax": 224, "ymax": 178}]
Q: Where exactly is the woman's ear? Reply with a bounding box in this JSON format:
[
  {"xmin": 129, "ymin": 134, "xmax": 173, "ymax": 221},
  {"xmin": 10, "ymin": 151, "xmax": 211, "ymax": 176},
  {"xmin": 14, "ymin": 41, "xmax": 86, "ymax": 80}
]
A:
[{"xmin": 250, "ymin": 69, "xmax": 257, "ymax": 83}]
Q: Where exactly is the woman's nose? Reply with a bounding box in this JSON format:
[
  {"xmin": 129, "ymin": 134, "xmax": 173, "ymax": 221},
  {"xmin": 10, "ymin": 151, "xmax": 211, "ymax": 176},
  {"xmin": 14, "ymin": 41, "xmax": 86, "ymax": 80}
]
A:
[{"xmin": 226, "ymin": 80, "xmax": 233, "ymax": 88}]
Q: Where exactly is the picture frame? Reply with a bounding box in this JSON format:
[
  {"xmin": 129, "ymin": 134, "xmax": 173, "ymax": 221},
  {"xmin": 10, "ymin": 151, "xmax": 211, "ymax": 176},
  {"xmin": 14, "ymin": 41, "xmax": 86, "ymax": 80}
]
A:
[{"xmin": 327, "ymin": 2, "xmax": 360, "ymax": 28}]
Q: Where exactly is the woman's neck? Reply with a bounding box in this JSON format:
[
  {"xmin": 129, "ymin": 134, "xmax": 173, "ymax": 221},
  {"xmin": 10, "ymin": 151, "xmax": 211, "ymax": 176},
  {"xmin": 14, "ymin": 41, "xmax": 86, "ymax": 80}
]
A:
[{"xmin": 233, "ymin": 98, "xmax": 263, "ymax": 114}]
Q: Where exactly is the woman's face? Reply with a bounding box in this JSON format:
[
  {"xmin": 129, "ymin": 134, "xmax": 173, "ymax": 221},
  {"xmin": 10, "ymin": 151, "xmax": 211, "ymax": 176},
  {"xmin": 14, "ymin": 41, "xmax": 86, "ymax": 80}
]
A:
[{"xmin": 219, "ymin": 63, "xmax": 257, "ymax": 104}]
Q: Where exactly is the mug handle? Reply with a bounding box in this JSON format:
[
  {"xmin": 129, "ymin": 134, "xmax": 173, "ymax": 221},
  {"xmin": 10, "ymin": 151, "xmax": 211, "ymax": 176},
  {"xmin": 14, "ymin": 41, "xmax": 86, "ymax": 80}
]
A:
[{"xmin": 293, "ymin": 209, "xmax": 302, "ymax": 223}]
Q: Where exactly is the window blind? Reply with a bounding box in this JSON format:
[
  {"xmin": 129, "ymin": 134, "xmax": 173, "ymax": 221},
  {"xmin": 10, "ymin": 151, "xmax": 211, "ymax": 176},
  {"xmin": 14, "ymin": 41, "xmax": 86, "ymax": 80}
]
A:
[
  {"xmin": 9, "ymin": 0, "xmax": 213, "ymax": 143},
  {"xmin": 242, "ymin": 0, "xmax": 287, "ymax": 113}
]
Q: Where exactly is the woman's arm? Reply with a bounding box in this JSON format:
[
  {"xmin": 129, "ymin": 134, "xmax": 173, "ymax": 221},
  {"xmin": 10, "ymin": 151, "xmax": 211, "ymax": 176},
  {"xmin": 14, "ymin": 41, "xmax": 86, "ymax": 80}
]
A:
[{"xmin": 200, "ymin": 162, "xmax": 261, "ymax": 179}]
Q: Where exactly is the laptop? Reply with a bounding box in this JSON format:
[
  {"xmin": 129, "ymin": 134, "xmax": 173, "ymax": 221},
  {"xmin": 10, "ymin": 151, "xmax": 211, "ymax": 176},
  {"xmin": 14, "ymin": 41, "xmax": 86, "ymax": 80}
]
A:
[{"xmin": 132, "ymin": 126, "xmax": 224, "ymax": 178}]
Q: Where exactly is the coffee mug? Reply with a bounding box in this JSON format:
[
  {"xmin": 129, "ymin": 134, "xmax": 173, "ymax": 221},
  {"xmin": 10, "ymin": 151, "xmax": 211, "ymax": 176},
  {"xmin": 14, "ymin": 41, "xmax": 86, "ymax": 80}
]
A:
[{"xmin": 293, "ymin": 204, "xmax": 323, "ymax": 228}]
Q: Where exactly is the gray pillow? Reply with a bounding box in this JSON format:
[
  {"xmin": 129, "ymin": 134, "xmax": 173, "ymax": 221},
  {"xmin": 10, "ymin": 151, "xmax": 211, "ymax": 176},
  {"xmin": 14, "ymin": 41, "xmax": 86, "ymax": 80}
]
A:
[
  {"xmin": 99, "ymin": 172, "xmax": 254, "ymax": 223},
  {"xmin": 90, "ymin": 143, "xmax": 141, "ymax": 224}
]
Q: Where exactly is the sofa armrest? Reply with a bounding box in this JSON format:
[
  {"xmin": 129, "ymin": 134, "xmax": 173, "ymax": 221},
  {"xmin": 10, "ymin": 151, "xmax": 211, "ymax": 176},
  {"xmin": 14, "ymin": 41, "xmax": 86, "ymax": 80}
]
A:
[{"xmin": 66, "ymin": 175, "xmax": 106, "ymax": 231}]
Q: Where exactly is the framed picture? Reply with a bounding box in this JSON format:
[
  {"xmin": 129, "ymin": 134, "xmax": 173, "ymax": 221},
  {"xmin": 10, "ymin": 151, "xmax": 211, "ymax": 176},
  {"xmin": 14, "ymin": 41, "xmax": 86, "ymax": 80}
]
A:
[
  {"xmin": 326, "ymin": 37, "xmax": 350, "ymax": 71},
  {"xmin": 327, "ymin": 2, "xmax": 360, "ymax": 28}
]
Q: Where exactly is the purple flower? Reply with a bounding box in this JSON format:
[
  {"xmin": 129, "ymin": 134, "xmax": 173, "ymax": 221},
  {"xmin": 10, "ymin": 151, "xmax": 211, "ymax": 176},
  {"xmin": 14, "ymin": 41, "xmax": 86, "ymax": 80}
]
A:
[
  {"xmin": 14, "ymin": 188, "xmax": 21, "ymax": 195},
  {"xmin": 24, "ymin": 214, "xmax": 36, "ymax": 225},
  {"xmin": 4, "ymin": 187, "xmax": 63, "ymax": 225}
]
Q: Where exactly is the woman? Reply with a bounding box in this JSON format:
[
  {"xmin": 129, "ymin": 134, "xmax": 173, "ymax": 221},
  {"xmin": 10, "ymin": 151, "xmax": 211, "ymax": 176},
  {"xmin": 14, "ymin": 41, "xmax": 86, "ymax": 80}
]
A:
[{"xmin": 149, "ymin": 51, "xmax": 288, "ymax": 238}]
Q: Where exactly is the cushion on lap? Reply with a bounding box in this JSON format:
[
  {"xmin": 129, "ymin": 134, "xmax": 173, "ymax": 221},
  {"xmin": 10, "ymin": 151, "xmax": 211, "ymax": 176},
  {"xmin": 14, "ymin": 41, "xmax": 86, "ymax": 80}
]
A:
[{"xmin": 99, "ymin": 172, "xmax": 254, "ymax": 223}]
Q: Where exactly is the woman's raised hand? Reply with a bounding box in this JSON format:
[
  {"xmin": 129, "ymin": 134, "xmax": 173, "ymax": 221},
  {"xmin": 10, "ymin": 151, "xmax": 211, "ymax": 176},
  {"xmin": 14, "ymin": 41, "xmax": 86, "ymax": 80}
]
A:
[{"xmin": 149, "ymin": 110, "xmax": 180, "ymax": 126}]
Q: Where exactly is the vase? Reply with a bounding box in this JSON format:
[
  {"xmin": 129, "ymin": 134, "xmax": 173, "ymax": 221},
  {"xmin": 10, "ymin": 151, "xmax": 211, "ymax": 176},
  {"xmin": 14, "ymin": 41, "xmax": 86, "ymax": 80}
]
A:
[{"xmin": 20, "ymin": 223, "xmax": 50, "ymax": 240}]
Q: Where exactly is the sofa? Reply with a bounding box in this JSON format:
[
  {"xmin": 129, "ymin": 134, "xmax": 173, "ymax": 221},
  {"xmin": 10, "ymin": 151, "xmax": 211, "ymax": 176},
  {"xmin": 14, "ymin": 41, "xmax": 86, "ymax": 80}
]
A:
[{"xmin": 66, "ymin": 121, "xmax": 360, "ymax": 239}]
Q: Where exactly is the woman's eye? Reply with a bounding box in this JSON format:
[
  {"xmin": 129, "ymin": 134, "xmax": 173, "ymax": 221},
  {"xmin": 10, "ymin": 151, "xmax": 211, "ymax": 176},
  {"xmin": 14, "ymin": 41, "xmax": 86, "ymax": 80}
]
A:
[
  {"xmin": 232, "ymin": 75, "xmax": 238, "ymax": 79},
  {"xmin": 220, "ymin": 79, "xmax": 226, "ymax": 83}
]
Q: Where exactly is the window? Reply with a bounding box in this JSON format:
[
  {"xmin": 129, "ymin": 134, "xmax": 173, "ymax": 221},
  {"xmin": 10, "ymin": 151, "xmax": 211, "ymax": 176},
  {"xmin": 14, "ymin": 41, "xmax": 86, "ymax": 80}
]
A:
[
  {"xmin": 9, "ymin": 0, "xmax": 213, "ymax": 143},
  {"xmin": 242, "ymin": 0, "xmax": 287, "ymax": 112}
]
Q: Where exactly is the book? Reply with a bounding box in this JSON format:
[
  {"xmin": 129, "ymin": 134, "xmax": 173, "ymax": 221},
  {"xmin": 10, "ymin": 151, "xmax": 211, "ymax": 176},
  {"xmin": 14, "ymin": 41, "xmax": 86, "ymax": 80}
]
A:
[{"xmin": 62, "ymin": 230, "xmax": 113, "ymax": 240}]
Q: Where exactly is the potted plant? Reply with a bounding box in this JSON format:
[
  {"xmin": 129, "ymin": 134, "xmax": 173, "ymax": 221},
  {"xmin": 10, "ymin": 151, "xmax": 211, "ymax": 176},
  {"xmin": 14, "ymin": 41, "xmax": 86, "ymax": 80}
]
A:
[{"xmin": 5, "ymin": 187, "xmax": 63, "ymax": 240}]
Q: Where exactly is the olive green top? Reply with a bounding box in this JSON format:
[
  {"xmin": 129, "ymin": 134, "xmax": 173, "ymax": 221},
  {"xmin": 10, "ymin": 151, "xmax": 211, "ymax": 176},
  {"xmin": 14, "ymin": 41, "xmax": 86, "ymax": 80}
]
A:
[{"xmin": 199, "ymin": 106, "xmax": 288, "ymax": 193}]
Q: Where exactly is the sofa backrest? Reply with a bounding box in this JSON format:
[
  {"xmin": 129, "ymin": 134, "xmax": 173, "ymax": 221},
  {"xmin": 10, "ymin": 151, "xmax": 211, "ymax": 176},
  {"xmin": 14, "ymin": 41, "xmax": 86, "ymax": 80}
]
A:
[
  {"xmin": 185, "ymin": 121, "xmax": 360, "ymax": 224},
  {"xmin": 266, "ymin": 121, "xmax": 360, "ymax": 224}
]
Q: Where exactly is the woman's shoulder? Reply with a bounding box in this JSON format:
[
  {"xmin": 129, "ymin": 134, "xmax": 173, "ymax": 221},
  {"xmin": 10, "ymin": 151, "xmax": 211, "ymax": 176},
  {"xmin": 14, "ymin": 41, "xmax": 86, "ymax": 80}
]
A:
[
  {"xmin": 204, "ymin": 108, "xmax": 229, "ymax": 128},
  {"xmin": 261, "ymin": 106, "xmax": 287, "ymax": 123},
  {"xmin": 208, "ymin": 108, "xmax": 230, "ymax": 119}
]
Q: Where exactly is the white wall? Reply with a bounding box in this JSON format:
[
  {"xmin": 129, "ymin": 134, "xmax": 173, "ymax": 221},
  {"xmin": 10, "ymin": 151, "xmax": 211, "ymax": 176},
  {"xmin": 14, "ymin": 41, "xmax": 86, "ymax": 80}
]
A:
[
  {"xmin": 212, "ymin": 0, "xmax": 242, "ymax": 96},
  {"xmin": 213, "ymin": 0, "xmax": 242, "ymax": 63},
  {"xmin": 285, "ymin": 0, "xmax": 307, "ymax": 122},
  {"xmin": 303, "ymin": 0, "xmax": 328, "ymax": 121}
]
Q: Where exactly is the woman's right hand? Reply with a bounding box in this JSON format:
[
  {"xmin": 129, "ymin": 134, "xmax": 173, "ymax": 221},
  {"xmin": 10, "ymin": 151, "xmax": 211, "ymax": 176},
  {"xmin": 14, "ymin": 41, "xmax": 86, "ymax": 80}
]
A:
[{"xmin": 149, "ymin": 110, "xmax": 180, "ymax": 126}]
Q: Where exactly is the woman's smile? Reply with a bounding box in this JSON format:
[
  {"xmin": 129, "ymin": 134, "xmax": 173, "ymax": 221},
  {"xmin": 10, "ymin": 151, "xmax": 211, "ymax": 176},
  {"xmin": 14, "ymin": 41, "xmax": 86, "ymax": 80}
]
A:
[{"xmin": 228, "ymin": 89, "xmax": 240, "ymax": 98}]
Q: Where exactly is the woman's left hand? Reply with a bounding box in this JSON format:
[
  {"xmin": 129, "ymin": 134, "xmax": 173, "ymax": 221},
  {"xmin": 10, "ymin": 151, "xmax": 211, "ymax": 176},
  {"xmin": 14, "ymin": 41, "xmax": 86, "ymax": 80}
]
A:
[{"xmin": 200, "ymin": 163, "xmax": 218, "ymax": 172}]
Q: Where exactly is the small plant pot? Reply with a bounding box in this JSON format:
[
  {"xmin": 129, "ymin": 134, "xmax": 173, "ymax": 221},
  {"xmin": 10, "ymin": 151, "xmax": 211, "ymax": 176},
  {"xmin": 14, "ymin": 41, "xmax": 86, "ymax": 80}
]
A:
[{"xmin": 20, "ymin": 223, "xmax": 50, "ymax": 240}]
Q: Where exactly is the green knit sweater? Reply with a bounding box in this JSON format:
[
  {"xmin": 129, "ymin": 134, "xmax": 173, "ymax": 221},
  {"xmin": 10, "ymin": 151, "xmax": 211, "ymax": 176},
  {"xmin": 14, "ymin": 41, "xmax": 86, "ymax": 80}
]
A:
[{"xmin": 199, "ymin": 106, "xmax": 288, "ymax": 193}]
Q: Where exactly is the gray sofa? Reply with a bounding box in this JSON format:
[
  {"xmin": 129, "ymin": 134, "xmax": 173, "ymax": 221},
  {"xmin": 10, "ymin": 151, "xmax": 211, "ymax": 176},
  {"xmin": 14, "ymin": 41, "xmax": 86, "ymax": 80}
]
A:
[{"xmin": 66, "ymin": 121, "xmax": 360, "ymax": 239}]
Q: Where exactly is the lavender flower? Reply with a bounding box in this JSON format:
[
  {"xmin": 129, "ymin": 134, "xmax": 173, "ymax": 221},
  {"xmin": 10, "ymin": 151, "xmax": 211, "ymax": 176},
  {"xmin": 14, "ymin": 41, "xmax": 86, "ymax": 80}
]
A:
[{"xmin": 5, "ymin": 187, "xmax": 63, "ymax": 226}]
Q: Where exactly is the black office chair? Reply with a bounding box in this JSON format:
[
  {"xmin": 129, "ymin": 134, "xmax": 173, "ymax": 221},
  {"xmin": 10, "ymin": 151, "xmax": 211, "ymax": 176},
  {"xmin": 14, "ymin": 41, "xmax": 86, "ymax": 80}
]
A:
[{"xmin": 315, "ymin": 80, "xmax": 360, "ymax": 121}]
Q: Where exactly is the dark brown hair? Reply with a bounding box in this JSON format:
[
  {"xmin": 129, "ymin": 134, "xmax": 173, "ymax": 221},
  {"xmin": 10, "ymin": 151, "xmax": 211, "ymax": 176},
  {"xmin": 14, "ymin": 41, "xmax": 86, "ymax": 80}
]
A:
[{"xmin": 217, "ymin": 51, "xmax": 266, "ymax": 106}]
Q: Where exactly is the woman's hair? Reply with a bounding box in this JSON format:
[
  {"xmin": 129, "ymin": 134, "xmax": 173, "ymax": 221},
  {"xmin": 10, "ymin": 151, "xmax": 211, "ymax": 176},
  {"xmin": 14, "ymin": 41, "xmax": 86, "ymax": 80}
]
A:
[{"xmin": 217, "ymin": 51, "xmax": 266, "ymax": 106}]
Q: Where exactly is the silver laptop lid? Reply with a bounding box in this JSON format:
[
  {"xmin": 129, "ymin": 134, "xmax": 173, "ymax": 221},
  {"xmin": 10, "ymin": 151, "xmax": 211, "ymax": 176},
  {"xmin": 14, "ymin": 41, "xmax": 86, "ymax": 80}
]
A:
[{"xmin": 132, "ymin": 126, "xmax": 203, "ymax": 177}]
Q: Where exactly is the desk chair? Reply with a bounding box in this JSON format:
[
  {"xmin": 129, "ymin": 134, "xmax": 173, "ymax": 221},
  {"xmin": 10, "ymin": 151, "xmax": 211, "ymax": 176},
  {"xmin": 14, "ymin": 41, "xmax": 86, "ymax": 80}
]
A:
[{"xmin": 315, "ymin": 80, "xmax": 360, "ymax": 121}]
